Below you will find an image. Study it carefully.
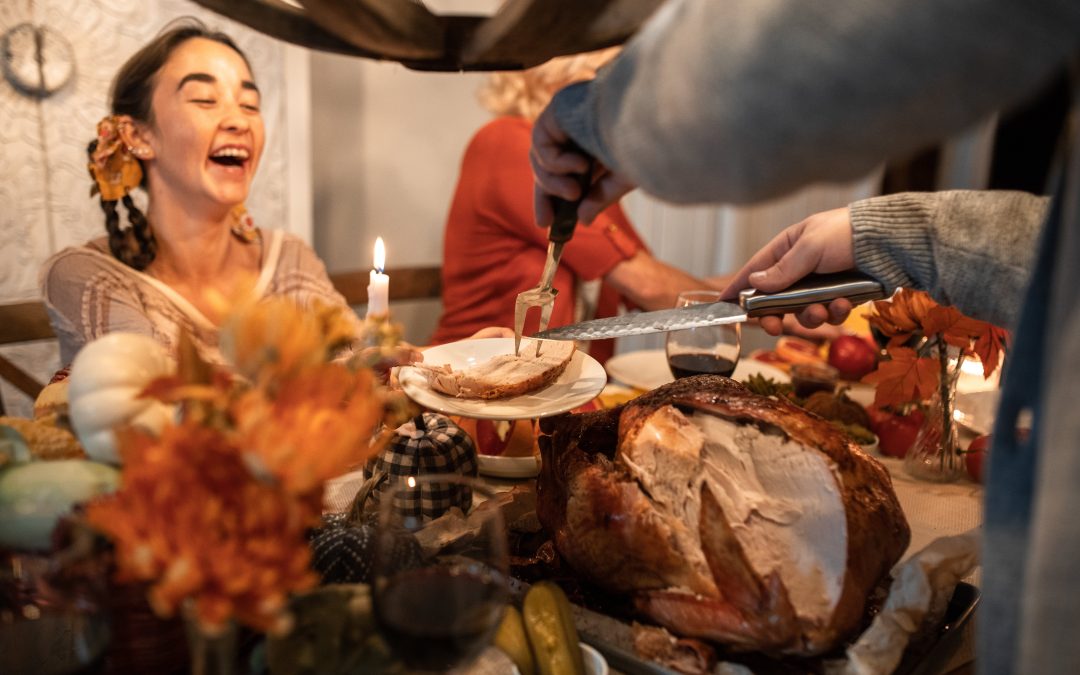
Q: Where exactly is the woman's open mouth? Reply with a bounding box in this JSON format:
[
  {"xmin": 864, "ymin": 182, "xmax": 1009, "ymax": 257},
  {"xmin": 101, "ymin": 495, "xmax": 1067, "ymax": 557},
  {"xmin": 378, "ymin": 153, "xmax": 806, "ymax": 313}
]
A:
[{"xmin": 208, "ymin": 146, "xmax": 250, "ymax": 171}]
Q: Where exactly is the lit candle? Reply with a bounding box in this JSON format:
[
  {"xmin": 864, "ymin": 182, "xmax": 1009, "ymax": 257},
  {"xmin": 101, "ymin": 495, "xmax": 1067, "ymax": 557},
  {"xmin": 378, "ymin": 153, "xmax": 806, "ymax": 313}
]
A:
[{"xmin": 367, "ymin": 237, "xmax": 390, "ymax": 318}]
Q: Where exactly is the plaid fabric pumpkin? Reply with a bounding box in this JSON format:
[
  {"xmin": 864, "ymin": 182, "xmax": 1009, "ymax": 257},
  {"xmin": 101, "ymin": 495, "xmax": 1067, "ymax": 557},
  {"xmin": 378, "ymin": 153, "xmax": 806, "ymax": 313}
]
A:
[
  {"xmin": 363, "ymin": 412, "xmax": 478, "ymax": 521},
  {"xmin": 309, "ymin": 514, "xmax": 422, "ymax": 584}
]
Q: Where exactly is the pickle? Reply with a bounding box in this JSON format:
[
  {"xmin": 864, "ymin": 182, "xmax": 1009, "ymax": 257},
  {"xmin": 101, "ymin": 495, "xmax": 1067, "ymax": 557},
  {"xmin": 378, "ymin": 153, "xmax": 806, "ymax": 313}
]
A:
[
  {"xmin": 495, "ymin": 605, "xmax": 536, "ymax": 675},
  {"xmin": 523, "ymin": 582, "xmax": 586, "ymax": 675}
]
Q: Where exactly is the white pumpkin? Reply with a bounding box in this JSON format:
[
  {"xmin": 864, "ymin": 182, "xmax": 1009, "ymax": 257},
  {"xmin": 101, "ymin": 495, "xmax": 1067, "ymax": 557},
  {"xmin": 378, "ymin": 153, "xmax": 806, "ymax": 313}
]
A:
[
  {"xmin": 68, "ymin": 333, "xmax": 176, "ymax": 464},
  {"xmin": 0, "ymin": 460, "xmax": 120, "ymax": 551}
]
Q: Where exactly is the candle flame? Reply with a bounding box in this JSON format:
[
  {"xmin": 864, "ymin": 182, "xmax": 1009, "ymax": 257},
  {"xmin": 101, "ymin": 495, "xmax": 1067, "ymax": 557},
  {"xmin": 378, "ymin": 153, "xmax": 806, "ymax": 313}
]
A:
[{"xmin": 373, "ymin": 237, "xmax": 386, "ymax": 273}]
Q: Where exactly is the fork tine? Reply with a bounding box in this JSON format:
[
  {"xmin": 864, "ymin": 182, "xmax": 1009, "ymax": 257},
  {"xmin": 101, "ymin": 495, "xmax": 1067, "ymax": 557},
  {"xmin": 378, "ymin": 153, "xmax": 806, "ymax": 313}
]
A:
[
  {"xmin": 535, "ymin": 301, "xmax": 555, "ymax": 356},
  {"xmin": 514, "ymin": 299, "xmax": 528, "ymax": 356}
]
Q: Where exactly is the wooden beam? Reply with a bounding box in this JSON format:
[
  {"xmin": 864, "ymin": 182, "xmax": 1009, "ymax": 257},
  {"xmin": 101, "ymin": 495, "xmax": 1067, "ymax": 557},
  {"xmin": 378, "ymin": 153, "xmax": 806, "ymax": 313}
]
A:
[
  {"xmin": 193, "ymin": 0, "xmax": 663, "ymax": 72},
  {"xmin": 0, "ymin": 301, "xmax": 54, "ymax": 345},
  {"xmin": 330, "ymin": 266, "xmax": 442, "ymax": 306}
]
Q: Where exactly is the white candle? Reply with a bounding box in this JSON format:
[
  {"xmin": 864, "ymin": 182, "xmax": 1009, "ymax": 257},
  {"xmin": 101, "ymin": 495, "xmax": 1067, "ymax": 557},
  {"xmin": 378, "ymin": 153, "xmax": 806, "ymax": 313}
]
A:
[{"xmin": 366, "ymin": 237, "xmax": 389, "ymax": 318}]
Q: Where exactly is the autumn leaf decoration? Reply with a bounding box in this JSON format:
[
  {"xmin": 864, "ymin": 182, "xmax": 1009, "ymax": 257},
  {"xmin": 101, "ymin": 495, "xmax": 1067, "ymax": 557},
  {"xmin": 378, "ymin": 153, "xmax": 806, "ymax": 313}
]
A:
[{"xmin": 862, "ymin": 289, "xmax": 1010, "ymax": 408}]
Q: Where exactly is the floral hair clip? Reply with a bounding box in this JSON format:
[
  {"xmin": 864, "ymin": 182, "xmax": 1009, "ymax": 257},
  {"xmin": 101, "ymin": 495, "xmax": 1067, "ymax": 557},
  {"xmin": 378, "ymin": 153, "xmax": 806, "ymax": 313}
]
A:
[{"xmin": 88, "ymin": 115, "xmax": 143, "ymax": 202}]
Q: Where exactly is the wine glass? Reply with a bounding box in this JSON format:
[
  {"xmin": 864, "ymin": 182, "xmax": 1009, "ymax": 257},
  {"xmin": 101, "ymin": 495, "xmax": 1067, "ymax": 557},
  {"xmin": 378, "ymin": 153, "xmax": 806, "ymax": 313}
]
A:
[
  {"xmin": 372, "ymin": 474, "xmax": 509, "ymax": 673},
  {"xmin": 666, "ymin": 290, "xmax": 741, "ymax": 379}
]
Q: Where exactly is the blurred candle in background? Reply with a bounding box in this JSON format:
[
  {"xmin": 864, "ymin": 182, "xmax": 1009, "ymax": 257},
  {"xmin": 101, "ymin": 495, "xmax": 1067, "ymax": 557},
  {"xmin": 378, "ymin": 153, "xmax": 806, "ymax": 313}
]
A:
[{"xmin": 367, "ymin": 237, "xmax": 389, "ymax": 318}]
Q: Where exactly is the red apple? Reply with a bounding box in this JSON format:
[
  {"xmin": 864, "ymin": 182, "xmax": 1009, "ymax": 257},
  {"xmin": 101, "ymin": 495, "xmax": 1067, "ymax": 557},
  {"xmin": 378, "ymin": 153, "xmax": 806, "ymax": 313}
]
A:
[
  {"xmin": 868, "ymin": 405, "xmax": 925, "ymax": 458},
  {"xmin": 828, "ymin": 335, "xmax": 879, "ymax": 381},
  {"xmin": 474, "ymin": 420, "xmax": 510, "ymax": 456},
  {"xmin": 966, "ymin": 434, "xmax": 991, "ymax": 483}
]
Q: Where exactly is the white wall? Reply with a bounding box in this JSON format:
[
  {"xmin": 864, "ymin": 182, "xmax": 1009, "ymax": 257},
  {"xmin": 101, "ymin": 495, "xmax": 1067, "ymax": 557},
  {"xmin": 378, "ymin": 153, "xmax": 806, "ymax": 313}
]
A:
[{"xmin": 310, "ymin": 54, "xmax": 490, "ymax": 345}]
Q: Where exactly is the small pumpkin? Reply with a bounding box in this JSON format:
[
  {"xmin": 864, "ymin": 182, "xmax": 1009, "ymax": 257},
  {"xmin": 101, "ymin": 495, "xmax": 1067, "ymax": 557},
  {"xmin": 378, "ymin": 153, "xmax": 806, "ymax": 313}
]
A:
[
  {"xmin": 68, "ymin": 333, "xmax": 176, "ymax": 464},
  {"xmin": 0, "ymin": 459, "xmax": 120, "ymax": 551},
  {"xmin": 309, "ymin": 516, "xmax": 421, "ymax": 585}
]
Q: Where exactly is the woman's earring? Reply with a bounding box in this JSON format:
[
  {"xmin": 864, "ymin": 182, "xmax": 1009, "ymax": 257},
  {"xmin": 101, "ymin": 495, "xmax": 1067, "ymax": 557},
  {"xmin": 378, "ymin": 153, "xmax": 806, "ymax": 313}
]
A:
[
  {"xmin": 127, "ymin": 145, "xmax": 149, "ymax": 159},
  {"xmin": 229, "ymin": 204, "xmax": 259, "ymax": 243}
]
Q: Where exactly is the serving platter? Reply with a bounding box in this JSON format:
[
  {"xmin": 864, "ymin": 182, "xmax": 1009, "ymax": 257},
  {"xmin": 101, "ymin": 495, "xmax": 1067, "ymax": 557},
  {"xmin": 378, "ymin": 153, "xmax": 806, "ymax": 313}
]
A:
[
  {"xmin": 605, "ymin": 349, "xmax": 789, "ymax": 391},
  {"xmin": 400, "ymin": 338, "xmax": 607, "ymax": 421},
  {"xmin": 477, "ymin": 454, "xmax": 541, "ymax": 479}
]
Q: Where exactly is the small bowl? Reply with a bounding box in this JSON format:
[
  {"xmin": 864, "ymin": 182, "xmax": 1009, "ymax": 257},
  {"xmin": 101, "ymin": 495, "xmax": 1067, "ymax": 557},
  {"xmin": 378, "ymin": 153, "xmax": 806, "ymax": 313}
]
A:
[
  {"xmin": 790, "ymin": 363, "xmax": 839, "ymax": 398},
  {"xmin": 859, "ymin": 433, "xmax": 881, "ymax": 455},
  {"xmin": 581, "ymin": 642, "xmax": 609, "ymax": 675}
]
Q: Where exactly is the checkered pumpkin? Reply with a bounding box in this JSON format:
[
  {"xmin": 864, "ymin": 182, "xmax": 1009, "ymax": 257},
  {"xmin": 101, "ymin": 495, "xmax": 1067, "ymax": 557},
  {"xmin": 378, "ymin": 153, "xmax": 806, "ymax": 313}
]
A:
[
  {"xmin": 362, "ymin": 413, "xmax": 478, "ymax": 522},
  {"xmin": 309, "ymin": 514, "xmax": 422, "ymax": 584}
]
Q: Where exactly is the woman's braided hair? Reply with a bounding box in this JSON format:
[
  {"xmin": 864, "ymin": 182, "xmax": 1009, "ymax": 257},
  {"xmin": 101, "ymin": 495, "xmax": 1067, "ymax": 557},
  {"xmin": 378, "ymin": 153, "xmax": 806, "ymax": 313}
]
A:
[{"xmin": 89, "ymin": 18, "xmax": 252, "ymax": 270}]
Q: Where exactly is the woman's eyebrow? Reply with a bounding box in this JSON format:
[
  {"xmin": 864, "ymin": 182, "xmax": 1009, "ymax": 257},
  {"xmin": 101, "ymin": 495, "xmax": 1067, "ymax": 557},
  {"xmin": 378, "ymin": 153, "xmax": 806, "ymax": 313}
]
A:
[
  {"xmin": 177, "ymin": 72, "xmax": 216, "ymax": 90},
  {"xmin": 177, "ymin": 73, "xmax": 259, "ymax": 97}
]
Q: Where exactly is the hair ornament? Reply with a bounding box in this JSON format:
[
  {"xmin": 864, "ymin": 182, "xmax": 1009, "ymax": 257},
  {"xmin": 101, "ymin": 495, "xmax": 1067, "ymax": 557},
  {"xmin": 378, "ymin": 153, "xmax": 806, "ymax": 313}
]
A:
[{"xmin": 88, "ymin": 115, "xmax": 143, "ymax": 202}]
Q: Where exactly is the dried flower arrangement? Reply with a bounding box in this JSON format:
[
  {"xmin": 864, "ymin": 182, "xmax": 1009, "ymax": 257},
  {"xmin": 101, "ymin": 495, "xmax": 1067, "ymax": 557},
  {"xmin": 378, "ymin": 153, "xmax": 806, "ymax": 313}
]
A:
[{"xmin": 85, "ymin": 297, "xmax": 400, "ymax": 634}]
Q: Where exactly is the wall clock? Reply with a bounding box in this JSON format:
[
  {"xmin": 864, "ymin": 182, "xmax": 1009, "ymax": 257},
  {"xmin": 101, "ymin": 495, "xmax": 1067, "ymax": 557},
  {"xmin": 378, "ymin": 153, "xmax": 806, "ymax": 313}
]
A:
[{"xmin": 2, "ymin": 22, "xmax": 75, "ymax": 99}]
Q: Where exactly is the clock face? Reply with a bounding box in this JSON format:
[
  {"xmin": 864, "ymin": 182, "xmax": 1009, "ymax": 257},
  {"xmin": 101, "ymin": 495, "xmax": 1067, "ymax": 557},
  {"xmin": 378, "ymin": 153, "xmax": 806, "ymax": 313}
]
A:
[{"xmin": 2, "ymin": 22, "xmax": 76, "ymax": 98}]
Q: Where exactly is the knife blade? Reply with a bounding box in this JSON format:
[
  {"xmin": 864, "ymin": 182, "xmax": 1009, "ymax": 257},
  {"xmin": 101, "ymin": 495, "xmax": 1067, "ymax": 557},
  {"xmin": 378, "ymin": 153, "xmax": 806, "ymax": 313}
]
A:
[{"xmin": 534, "ymin": 271, "xmax": 887, "ymax": 341}]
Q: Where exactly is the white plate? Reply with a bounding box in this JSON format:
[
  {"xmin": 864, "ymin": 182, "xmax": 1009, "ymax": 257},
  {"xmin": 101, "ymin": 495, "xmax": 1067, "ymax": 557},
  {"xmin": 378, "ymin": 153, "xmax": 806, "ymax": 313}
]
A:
[
  {"xmin": 400, "ymin": 338, "xmax": 607, "ymax": 421},
  {"xmin": 604, "ymin": 349, "xmax": 789, "ymax": 391},
  {"xmin": 504, "ymin": 643, "xmax": 608, "ymax": 675},
  {"xmin": 477, "ymin": 454, "xmax": 541, "ymax": 479}
]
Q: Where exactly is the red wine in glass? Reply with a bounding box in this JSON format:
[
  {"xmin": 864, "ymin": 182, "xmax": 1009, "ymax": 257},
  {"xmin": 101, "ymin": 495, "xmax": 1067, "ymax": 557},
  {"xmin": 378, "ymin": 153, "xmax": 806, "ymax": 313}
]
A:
[
  {"xmin": 667, "ymin": 352, "xmax": 738, "ymax": 379},
  {"xmin": 375, "ymin": 565, "xmax": 507, "ymax": 672}
]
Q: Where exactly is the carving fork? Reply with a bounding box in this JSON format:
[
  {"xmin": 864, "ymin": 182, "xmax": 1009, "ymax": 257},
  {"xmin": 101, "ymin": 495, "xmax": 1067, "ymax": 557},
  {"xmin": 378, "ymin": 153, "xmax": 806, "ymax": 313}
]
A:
[{"xmin": 514, "ymin": 157, "xmax": 593, "ymax": 356}]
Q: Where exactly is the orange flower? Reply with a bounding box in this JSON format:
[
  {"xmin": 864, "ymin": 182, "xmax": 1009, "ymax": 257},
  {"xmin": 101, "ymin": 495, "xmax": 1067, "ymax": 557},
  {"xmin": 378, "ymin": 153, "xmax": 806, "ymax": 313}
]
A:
[
  {"xmin": 86, "ymin": 423, "xmax": 322, "ymax": 633},
  {"xmin": 220, "ymin": 296, "xmax": 358, "ymax": 387},
  {"xmin": 230, "ymin": 365, "xmax": 385, "ymax": 494}
]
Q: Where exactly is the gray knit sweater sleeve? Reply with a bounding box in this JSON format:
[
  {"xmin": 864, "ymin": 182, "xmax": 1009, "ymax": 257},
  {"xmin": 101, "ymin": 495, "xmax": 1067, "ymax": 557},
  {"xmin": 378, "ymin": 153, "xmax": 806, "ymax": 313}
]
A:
[
  {"xmin": 851, "ymin": 191, "xmax": 1048, "ymax": 328},
  {"xmin": 550, "ymin": 0, "xmax": 1080, "ymax": 205}
]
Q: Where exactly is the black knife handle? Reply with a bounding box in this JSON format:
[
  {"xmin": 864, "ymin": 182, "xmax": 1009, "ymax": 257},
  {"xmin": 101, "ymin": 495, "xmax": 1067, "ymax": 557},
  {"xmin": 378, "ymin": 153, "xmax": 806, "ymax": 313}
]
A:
[
  {"xmin": 740, "ymin": 271, "xmax": 887, "ymax": 317},
  {"xmin": 548, "ymin": 151, "xmax": 595, "ymax": 245}
]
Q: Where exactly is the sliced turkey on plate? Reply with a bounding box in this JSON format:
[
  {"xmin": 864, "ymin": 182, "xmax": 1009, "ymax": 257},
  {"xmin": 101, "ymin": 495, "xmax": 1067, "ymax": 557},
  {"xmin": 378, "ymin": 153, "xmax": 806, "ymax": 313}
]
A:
[{"xmin": 418, "ymin": 338, "xmax": 576, "ymax": 400}]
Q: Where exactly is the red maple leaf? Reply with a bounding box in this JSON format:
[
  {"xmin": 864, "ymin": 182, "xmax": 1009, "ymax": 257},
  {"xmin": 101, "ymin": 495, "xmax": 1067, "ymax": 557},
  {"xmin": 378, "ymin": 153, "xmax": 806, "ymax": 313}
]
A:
[
  {"xmin": 972, "ymin": 325, "xmax": 1011, "ymax": 378},
  {"xmin": 862, "ymin": 347, "xmax": 941, "ymax": 408}
]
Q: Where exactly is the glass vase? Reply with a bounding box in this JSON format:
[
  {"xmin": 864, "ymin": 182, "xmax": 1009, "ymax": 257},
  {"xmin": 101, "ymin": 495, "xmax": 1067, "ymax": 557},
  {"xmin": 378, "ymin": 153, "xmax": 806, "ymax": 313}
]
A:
[
  {"xmin": 184, "ymin": 609, "xmax": 236, "ymax": 675},
  {"xmin": 904, "ymin": 354, "xmax": 965, "ymax": 482}
]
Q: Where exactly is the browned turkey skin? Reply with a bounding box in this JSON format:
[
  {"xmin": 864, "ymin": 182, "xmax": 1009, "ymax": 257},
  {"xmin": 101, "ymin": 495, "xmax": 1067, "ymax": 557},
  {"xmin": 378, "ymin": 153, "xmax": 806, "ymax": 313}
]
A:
[{"xmin": 537, "ymin": 375, "xmax": 909, "ymax": 656}]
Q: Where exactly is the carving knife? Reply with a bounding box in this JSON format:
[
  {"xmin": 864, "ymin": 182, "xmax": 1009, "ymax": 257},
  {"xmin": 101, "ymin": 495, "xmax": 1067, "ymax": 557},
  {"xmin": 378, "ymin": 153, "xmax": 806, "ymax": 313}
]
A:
[{"xmin": 534, "ymin": 272, "xmax": 887, "ymax": 341}]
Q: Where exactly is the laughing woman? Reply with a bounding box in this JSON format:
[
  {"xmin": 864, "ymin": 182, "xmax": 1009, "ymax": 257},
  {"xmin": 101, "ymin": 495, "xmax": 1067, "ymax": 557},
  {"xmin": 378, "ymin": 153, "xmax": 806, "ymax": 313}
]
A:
[{"xmin": 40, "ymin": 21, "xmax": 365, "ymax": 367}]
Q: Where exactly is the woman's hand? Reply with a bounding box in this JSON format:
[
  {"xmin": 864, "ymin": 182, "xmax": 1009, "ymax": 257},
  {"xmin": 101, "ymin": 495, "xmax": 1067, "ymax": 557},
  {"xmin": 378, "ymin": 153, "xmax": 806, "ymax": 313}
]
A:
[
  {"xmin": 466, "ymin": 326, "xmax": 514, "ymax": 340},
  {"xmin": 530, "ymin": 104, "xmax": 636, "ymax": 227},
  {"xmin": 721, "ymin": 207, "xmax": 858, "ymax": 335}
]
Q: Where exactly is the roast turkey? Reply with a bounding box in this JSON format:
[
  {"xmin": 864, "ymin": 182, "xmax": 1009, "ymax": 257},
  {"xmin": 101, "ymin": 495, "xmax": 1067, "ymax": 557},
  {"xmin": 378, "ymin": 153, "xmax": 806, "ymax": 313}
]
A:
[{"xmin": 536, "ymin": 375, "xmax": 909, "ymax": 656}]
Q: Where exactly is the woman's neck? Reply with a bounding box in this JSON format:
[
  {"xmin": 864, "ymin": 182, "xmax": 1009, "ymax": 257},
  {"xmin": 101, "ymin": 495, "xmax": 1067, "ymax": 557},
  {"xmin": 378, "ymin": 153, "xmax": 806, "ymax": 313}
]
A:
[
  {"xmin": 147, "ymin": 197, "xmax": 250, "ymax": 276},
  {"xmin": 143, "ymin": 199, "xmax": 262, "ymax": 321}
]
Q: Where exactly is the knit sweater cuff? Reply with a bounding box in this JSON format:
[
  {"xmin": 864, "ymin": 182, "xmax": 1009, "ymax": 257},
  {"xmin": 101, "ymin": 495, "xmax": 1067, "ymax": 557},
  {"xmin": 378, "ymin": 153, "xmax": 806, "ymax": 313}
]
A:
[
  {"xmin": 851, "ymin": 193, "xmax": 938, "ymax": 294},
  {"xmin": 549, "ymin": 81, "xmax": 614, "ymax": 169}
]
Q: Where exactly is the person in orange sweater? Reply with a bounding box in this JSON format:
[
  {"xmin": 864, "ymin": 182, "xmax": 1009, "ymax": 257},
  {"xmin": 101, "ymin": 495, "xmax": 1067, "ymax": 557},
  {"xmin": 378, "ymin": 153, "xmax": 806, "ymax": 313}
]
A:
[{"xmin": 430, "ymin": 50, "xmax": 708, "ymax": 364}]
